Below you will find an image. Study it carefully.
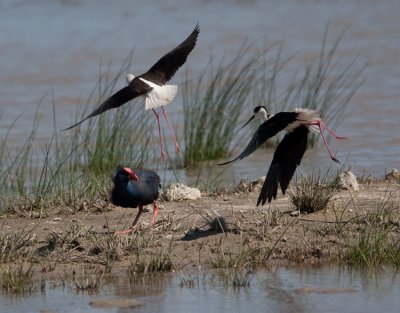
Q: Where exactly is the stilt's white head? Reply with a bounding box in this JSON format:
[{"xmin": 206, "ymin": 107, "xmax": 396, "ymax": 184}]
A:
[
  {"xmin": 126, "ymin": 73, "xmax": 135, "ymax": 84},
  {"xmin": 254, "ymin": 106, "xmax": 270, "ymax": 122},
  {"xmin": 242, "ymin": 106, "xmax": 270, "ymax": 128}
]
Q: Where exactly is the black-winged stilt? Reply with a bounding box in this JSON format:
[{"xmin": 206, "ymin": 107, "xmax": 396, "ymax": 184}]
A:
[
  {"xmin": 63, "ymin": 24, "xmax": 200, "ymax": 159},
  {"xmin": 111, "ymin": 167, "xmax": 161, "ymax": 234},
  {"xmin": 219, "ymin": 106, "xmax": 346, "ymax": 205}
]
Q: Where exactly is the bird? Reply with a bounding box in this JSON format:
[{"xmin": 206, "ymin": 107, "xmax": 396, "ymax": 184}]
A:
[
  {"xmin": 111, "ymin": 166, "xmax": 161, "ymax": 234},
  {"xmin": 219, "ymin": 106, "xmax": 347, "ymax": 205},
  {"xmin": 63, "ymin": 23, "xmax": 200, "ymax": 160}
]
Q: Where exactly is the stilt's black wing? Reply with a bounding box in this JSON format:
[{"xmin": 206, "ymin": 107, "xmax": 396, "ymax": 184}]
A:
[
  {"xmin": 257, "ymin": 126, "xmax": 309, "ymax": 205},
  {"xmin": 62, "ymin": 86, "xmax": 142, "ymax": 130},
  {"xmin": 218, "ymin": 112, "xmax": 299, "ymax": 165},
  {"xmin": 142, "ymin": 23, "xmax": 200, "ymax": 85},
  {"xmin": 63, "ymin": 25, "xmax": 199, "ymax": 131}
]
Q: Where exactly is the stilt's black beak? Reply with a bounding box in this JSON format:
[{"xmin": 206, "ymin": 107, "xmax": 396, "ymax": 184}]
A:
[{"xmin": 242, "ymin": 115, "xmax": 255, "ymax": 129}]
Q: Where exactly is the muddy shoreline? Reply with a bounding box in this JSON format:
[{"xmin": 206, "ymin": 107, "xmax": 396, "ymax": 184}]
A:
[{"xmin": 0, "ymin": 179, "xmax": 399, "ymax": 286}]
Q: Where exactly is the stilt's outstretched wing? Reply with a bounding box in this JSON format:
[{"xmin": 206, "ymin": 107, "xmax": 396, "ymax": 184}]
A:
[
  {"xmin": 142, "ymin": 23, "xmax": 200, "ymax": 85},
  {"xmin": 257, "ymin": 126, "xmax": 309, "ymax": 205},
  {"xmin": 62, "ymin": 86, "xmax": 142, "ymax": 130},
  {"xmin": 63, "ymin": 24, "xmax": 200, "ymax": 131},
  {"xmin": 218, "ymin": 112, "xmax": 299, "ymax": 165}
]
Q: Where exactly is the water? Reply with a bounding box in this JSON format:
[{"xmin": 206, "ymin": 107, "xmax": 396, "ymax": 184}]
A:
[
  {"xmin": 1, "ymin": 266, "xmax": 399, "ymax": 313},
  {"xmin": 0, "ymin": 0, "xmax": 399, "ymax": 179}
]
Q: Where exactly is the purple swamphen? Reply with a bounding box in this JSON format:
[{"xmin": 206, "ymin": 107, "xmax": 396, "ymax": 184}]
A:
[{"xmin": 111, "ymin": 167, "xmax": 161, "ymax": 234}]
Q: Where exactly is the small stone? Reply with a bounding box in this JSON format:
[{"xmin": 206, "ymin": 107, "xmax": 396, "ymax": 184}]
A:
[
  {"xmin": 237, "ymin": 177, "xmax": 265, "ymax": 192},
  {"xmin": 290, "ymin": 210, "xmax": 300, "ymax": 217},
  {"xmin": 282, "ymin": 236, "xmax": 288, "ymax": 242},
  {"xmin": 53, "ymin": 217, "xmax": 61, "ymax": 221},
  {"xmin": 163, "ymin": 183, "xmax": 201, "ymax": 201},
  {"xmin": 31, "ymin": 212, "xmax": 41, "ymax": 218},
  {"xmin": 338, "ymin": 171, "xmax": 359, "ymax": 191},
  {"xmin": 252, "ymin": 176, "xmax": 265, "ymax": 187},
  {"xmin": 327, "ymin": 236, "xmax": 338, "ymax": 244},
  {"xmin": 236, "ymin": 179, "xmax": 249, "ymax": 192},
  {"xmin": 185, "ymin": 227, "xmax": 200, "ymax": 236},
  {"xmin": 385, "ymin": 168, "xmax": 400, "ymax": 182},
  {"xmin": 163, "ymin": 234, "xmax": 175, "ymax": 240}
]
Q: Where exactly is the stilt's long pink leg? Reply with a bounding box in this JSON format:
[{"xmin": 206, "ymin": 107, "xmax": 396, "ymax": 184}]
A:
[
  {"xmin": 320, "ymin": 122, "xmax": 348, "ymax": 140},
  {"xmin": 151, "ymin": 202, "xmax": 159, "ymax": 225},
  {"xmin": 152, "ymin": 109, "xmax": 167, "ymax": 160},
  {"xmin": 161, "ymin": 107, "xmax": 181, "ymax": 153},
  {"xmin": 306, "ymin": 120, "xmax": 340, "ymax": 163}
]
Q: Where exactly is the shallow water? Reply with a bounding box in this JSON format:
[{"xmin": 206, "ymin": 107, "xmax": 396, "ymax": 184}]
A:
[
  {"xmin": 0, "ymin": 0, "xmax": 399, "ymax": 180},
  {"xmin": 1, "ymin": 266, "xmax": 399, "ymax": 313}
]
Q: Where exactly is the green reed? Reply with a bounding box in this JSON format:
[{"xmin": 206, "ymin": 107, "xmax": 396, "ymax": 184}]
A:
[
  {"xmin": 182, "ymin": 40, "xmax": 283, "ymax": 166},
  {"xmin": 0, "ymin": 50, "xmax": 152, "ymax": 215},
  {"xmin": 345, "ymin": 191, "xmax": 400, "ymax": 269},
  {"xmin": 182, "ymin": 27, "xmax": 364, "ymax": 165}
]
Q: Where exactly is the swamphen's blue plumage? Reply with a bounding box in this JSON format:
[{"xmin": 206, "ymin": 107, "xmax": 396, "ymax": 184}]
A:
[{"xmin": 111, "ymin": 167, "xmax": 161, "ymax": 234}]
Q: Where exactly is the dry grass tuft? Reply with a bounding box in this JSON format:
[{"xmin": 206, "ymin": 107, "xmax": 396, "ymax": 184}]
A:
[
  {"xmin": 0, "ymin": 262, "xmax": 35, "ymax": 294},
  {"xmin": 288, "ymin": 170, "xmax": 341, "ymax": 213}
]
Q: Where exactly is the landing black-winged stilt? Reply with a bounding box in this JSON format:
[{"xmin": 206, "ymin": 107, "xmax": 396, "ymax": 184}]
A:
[
  {"xmin": 63, "ymin": 24, "xmax": 200, "ymax": 160},
  {"xmin": 219, "ymin": 106, "xmax": 346, "ymax": 205},
  {"xmin": 111, "ymin": 167, "xmax": 161, "ymax": 234}
]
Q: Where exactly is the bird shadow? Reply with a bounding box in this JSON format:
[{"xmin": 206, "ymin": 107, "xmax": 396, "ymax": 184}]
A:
[{"xmin": 180, "ymin": 217, "xmax": 240, "ymax": 241}]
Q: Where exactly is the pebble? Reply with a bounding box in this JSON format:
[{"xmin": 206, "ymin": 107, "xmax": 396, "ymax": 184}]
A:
[
  {"xmin": 290, "ymin": 210, "xmax": 300, "ymax": 217},
  {"xmin": 338, "ymin": 171, "xmax": 359, "ymax": 191},
  {"xmin": 385, "ymin": 168, "xmax": 400, "ymax": 182}
]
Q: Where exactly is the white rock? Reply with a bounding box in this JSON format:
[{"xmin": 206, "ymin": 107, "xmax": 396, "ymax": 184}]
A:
[
  {"xmin": 163, "ymin": 183, "xmax": 201, "ymax": 201},
  {"xmin": 385, "ymin": 168, "xmax": 400, "ymax": 182},
  {"xmin": 290, "ymin": 210, "xmax": 300, "ymax": 217},
  {"xmin": 338, "ymin": 171, "xmax": 359, "ymax": 191}
]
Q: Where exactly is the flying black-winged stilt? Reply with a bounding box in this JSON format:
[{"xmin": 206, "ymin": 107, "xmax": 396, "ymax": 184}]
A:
[
  {"xmin": 219, "ymin": 106, "xmax": 347, "ymax": 205},
  {"xmin": 111, "ymin": 167, "xmax": 161, "ymax": 234},
  {"xmin": 63, "ymin": 24, "xmax": 200, "ymax": 160}
]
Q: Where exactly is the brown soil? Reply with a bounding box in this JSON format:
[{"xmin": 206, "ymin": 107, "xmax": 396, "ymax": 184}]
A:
[{"xmin": 1, "ymin": 180, "xmax": 399, "ymax": 282}]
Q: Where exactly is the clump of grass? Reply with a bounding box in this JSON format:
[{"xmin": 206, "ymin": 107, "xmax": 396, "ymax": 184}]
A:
[
  {"xmin": 36, "ymin": 232, "xmax": 61, "ymax": 257},
  {"xmin": 0, "ymin": 262, "xmax": 35, "ymax": 294},
  {"xmin": 177, "ymin": 271, "xmax": 201, "ymax": 288},
  {"xmin": 0, "ymin": 226, "xmax": 35, "ymax": 263},
  {"xmin": 182, "ymin": 27, "xmax": 364, "ymax": 166},
  {"xmin": 128, "ymin": 241, "xmax": 175, "ymax": 274},
  {"xmin": 0, "ymin": 50, "xmax": 152, "ymax": 216},
  {"xmin": 177, "ymin": 268, "xmax": 252, "ymax": 289},
  {"xmin": 276, "ymin": 28, "xmax": 364, "ymax": 143},
  {"xmin": 73, "ymin": 266, "xmax": 104, "ymax": 293},
  {"xmin": 345, "ymin": 192, "xmax": 400, "ymax": 269},
  {"xmin": 219, "ymin": 269, "xmax": 252, "ymax": 288},
  {"xmin": 252, "ymin": 208, "xmax": 284, "ymax": 240},
  {"xmin": 182, "ymin": 40, "xmax": 280, "ymax": 166},
  {"xmin": 288, "ymin": 169, "xmax": 341, "ymax": 213},
  {"xmin": 209, "ymin": 236, "xmax": 250, "ymax": 269}
]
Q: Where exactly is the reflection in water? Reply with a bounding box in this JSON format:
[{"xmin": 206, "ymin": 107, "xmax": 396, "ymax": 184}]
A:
[{"xmin": 1, "ymin": 266, "xmax": 399, "ymax": 313}]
